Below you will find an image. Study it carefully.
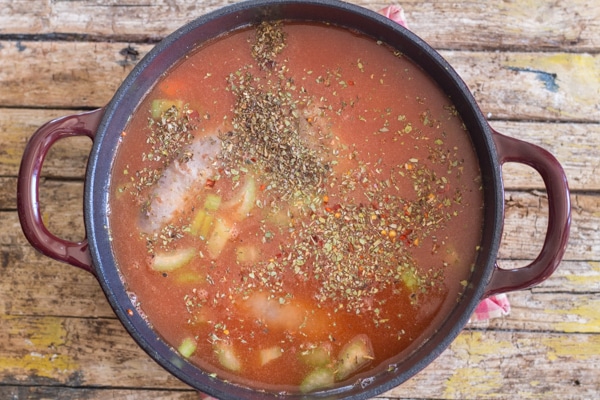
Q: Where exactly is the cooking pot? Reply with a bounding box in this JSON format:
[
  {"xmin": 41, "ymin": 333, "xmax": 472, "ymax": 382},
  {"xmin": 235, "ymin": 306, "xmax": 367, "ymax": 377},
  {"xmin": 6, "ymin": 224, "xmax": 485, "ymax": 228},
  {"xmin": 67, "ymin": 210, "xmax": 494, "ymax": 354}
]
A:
[{"xmin": 17, "ymin": 0, "xmax": 571, "ymax": 398}]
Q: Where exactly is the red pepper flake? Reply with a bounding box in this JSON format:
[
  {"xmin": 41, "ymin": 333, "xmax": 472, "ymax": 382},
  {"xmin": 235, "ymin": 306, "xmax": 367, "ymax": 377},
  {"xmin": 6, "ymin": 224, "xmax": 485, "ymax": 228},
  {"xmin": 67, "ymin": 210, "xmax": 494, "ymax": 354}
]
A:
[{"xmin": 205, "ymin": 178, "xmax": 216, "ymax": 188}]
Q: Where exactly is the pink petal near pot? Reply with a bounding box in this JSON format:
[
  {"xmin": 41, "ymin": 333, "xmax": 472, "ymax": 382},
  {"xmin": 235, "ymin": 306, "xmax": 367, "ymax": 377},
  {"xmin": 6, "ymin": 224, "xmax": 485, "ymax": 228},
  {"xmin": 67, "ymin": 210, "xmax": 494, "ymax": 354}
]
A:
[{"xmin": 378, "ymin": 5, "xmax": 409, "ymax": 29}]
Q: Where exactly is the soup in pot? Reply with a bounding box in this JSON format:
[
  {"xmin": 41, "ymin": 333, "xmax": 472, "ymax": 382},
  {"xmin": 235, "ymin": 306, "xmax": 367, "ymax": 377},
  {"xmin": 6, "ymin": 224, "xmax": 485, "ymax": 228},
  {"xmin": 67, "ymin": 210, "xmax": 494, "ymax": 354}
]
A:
[{"xmin": 109, "ymin": 21, "xmax": 484, "ymax": 393}]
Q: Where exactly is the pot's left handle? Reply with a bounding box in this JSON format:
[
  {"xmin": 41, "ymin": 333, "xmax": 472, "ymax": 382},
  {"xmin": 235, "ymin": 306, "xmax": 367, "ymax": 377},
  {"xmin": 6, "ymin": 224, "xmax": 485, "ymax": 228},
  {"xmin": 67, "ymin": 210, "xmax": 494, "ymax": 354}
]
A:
[{"xmin": 17, "ymin": 108, "xmax": 104, "ymax": 275}]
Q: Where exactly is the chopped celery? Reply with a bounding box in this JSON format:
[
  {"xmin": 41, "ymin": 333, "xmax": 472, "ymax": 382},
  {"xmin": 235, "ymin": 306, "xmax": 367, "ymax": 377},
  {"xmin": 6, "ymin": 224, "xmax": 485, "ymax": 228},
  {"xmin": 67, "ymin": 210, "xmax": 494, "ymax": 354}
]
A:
[
  {"xmin": 224, "ymin": 175, "xmax": 256, "ymax": 219},
  {"xmin": 300, "ymin": 343, "xmax": 332, "ymax": 367},
  {"xmin": 190, "ymin": 194, "xmax": 221, "ymax": 237},
  {"xmin": 259, "ymin": 346, "xmax": 283, "ymax": 366},
  {"xmin": 300, "ymin": 367, "xmax": 335, "ymax": 393},
  {"xmin": 266, "ymin": 208, "xmax": 292, "ymax": 227},
  {"xmin": 178, "ymin": 337, "xmax": 197, "ymax": 358},
  {"xmin": 190, "ymin": 208, "xmax": 214, "ymax": 239},
  {"xmin": 173, "ymin": 270, "xmax": 205, "ymax": 284},
  {"xmin": 203, "ymin": 193, "xmax": 222, "ymax": 211},
  {"xmin": 190, "ymin": 209, "xmax": 208, "ymax": 236},
  {"xmin": 235, "ymin": 245, "xmax": 259, "ymax": 265},
  {"xmin": 401, "ymin": 269, "xmax": 420, "ymax": 291},
  {"xmin": 214, "ymin": 342, "xmax": 241, "ymax": 372},
  {"xmin": 151, "ymin": 99, "xmax": 183, "ymax": 119},
  {"xmin": 151, "ymin": 248, "xmax": 195, "ymax": 272},
  {"xmin": 334, "ymin": 334, "xmax": 374, "ymax": 381},
  {"xmin": 198, "ymin": 213, "xmax": 214, "ymax": 239},
  {"xmin": 207, "ymin": 218, "xmax": 233, "ymax": 258}
]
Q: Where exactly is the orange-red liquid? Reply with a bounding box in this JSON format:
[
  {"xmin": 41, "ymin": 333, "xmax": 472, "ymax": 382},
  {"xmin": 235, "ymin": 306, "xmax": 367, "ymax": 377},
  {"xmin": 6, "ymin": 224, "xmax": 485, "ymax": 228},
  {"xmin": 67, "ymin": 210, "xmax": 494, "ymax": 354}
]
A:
[{"xmin": 109, "ymin": 23, "xmax": 484, "ymax": 393}]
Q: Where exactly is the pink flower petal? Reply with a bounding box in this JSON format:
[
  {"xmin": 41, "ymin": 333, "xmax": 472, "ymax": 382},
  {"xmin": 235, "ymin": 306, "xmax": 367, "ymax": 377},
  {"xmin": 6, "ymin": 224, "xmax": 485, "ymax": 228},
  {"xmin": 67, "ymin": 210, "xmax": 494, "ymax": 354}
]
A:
[{"xmin": 378, "ymin": 5, "xmax": 409, "ymax": 29}]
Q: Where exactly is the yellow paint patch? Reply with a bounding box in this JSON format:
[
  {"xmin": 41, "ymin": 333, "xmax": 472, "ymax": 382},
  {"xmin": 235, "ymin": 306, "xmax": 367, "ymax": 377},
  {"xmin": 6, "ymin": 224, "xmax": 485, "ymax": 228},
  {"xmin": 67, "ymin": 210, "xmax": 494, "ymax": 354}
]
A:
[
  {"xmin": 541, "ymin": 335, "xmax": 600, "ymax": 362},
  {"xmin": 545, "ymin": 299, "xmax": 600, "ymax": 333},
  {"xmin": 444, "ymin": 367, "xmax": 503, "ymax": 398},
  {"xmin": 504, "ymin": 53, "xmax": 600, "ymax": 118},
  {"xmin": 0, "ymin": 353, "xmax": 77, "ymax": 380},
  {"xmin": 563, "ymin": 261, "xmax": 600, "ymax": 286},
  {"xmin": 1, "ymin": 315, "xmax": 78, "ymax": 379},
  {"xmin": 451, "ymin": 331, "xmax": 514, "ymax": 363}
]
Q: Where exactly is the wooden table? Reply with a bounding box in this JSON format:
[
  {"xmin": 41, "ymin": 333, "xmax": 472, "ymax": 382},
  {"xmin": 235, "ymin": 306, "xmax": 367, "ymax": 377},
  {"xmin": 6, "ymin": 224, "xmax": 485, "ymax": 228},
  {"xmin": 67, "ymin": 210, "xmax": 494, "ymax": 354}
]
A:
[{"xmin": 1, "ymin": 1, "xmax": 598, "ymax": 398}]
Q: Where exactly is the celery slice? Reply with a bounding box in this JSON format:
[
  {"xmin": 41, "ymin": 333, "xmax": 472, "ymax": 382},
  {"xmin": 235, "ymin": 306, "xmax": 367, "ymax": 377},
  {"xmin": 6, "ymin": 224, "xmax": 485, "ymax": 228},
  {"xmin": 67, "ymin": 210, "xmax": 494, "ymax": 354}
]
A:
[
  {"xmin": 207, "ymin": 218, "xmax": 233, "ymax": 258},
  {"xmin": 214, "ymin": 342, "xmax": 241, "ymax": 372},
  {"xmin": 151, "ymin": 99, "xmax": 183, "ymax": 119},
  {"xmin": 199, "ymin": 213, "xmax": 214, "ymax": 239},
  {"xmin": 259, "ymin": 346, "xmax": 283, "ymax": 366},
  {"xmin": 173, "ymin": 270, "xmax": 204, "ymax": 284},
  {"xmin": 236, "ymin": 176, "xmax": 256, "ymax": 219},
  {"xmin": 235, "ymin": 245, "xmax": 259, "ymax": 265},
  {"xmin": 224, "ymin": 175, "xmax": 257, "ymax": 220},
  {"xmin": 204, "ymin": 193, "xmax": 222, "ymax": 211},
  {"xmin": 300, "ymin": 343, "xmax": 332, "ymax": 367},
  {"xmin": 190, "ymin": 209, "xmax": 207, "ymax": 236},
  {"xmin": 300, "ymin": 367, "xmax": 335, "ymax": 393},
  {"xmin": 178, "ymin": 337, "xmax": 197, "ymax": 358},
  {"xmin": 334, "ymin": 334, "xmax": 374, "ymax": 381},
  {"xmin": 151, "ymin": 248, "xmax": 195, "ymax": 272}
]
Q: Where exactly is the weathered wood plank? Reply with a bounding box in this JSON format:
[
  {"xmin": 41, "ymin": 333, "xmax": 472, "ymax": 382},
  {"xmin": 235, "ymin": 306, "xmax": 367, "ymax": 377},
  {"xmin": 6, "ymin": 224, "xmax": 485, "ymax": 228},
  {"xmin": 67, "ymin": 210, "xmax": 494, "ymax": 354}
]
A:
[
  {"xmin": 512, "ymin": 260, "xmax": 600, "ymax": 294},
  {"xmin": 1, "ymin": 313, "xmax": 598, "ymax": 398},
  {"xmin": 476, "ymin": 291, "xmax": 600, "ymax": 334},
  {"xmin": 500, "ymin": 191, "xmax": 598, "ymax": 262},
  {"xmin": 2, "ymin": 108, "xmax": 598, "ymax": 190},
  {"xmin": 5, "ymin": 179, "xmax": 599, "ymax": 262},
  {"xmin": 0, "ymin": 386, "xmax": 198, "ymax": 400},
  {"xmin": 0, "ymin": 108, "xmax": 93, "ymax": 179},
  {"xmin": 0, "ymin": 314, "xmax": 187, "ymax": 389},
  {"xmin": 1, "ymin": 40, "xmax": 598, "ymax": 121},
  {"xmin": 1, "ymin": 0, "xmax": 598, "ymax": 52},
  {"xmin": 490, "ymin": 121, "xmax": 600, "ymax": 191},
  {"xmin": 2, "ymin": 216, "xmax": 598, "ymax": 332},
  {"xmin": 19, "ymin": 181, "xmax": 600, "ymax": 262},
  {"xmin": 0, "ymin": 40, "xmax": 145, "ymax": 108},
  {"xmin": 391, "ymin": 329, "xmax": 600, "ymax": 399},
  {"xmin": 406, "ymin": 0, "xmax": 600, "ymax": 52},
  {"xmin": 441, "ymin": 50, "xmax": 600, "ymax": 123}
]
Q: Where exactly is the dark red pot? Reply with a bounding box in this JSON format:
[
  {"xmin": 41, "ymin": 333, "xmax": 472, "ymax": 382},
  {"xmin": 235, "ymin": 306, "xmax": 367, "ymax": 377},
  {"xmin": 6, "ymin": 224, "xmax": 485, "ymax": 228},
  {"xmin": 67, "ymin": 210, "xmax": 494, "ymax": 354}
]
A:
[{"xmin": 17, "ymin": 0, "xmax": 570, "ymax": 398}]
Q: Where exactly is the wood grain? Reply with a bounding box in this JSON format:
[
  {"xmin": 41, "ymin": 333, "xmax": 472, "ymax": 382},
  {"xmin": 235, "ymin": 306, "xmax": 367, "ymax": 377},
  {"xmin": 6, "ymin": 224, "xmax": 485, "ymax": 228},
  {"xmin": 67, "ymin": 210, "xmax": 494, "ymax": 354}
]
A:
[
  {"xmin": 1, "ymin": 0, "xmax": 598, "ymax": 52},
  {"xmin": 1, "ymin": 40, "xmax": 598, "ymax": 123},
  {"xmin": 2, "ymin": 109, "xmax": 597, "ymax": 190},
  {"xmin": 1, "ymin": 0, "xmax": 598, "ymax": 398}
]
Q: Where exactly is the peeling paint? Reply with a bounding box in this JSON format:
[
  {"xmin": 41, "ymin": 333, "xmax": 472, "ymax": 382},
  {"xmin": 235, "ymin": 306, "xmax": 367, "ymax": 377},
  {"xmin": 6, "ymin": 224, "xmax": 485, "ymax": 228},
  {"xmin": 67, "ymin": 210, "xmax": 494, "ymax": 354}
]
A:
[
  {"xmin": 451, "ymin": 331, "xmax": 513, "ymax": 363},
  {"xmin": 541, "ymin": 335, "xmax": 600, "ymax": 362},
  {"xmin": 507, "ymin": 67, "xmax": 559, "ymax": 92},
  {"xmin": 545, "ymin": 299, "xmax": 600, "ymax": 333},
  {"xmin": 443, "ymin": 367, "xmax": 504, "ymax": 398},
  {"xmin": 0, "ymin": 352, "xmax": 77, "ymax": 380},
  {"xmin": 503, "ymin": 53, "xmax": 600, "ymax": 118},
  {"xmin": 563, "ymin": 261, "xmax": 600, "ymax": 287},
  {"xmin": 1, "ymin": 316, "xmax": 78, "ymax": 379}
]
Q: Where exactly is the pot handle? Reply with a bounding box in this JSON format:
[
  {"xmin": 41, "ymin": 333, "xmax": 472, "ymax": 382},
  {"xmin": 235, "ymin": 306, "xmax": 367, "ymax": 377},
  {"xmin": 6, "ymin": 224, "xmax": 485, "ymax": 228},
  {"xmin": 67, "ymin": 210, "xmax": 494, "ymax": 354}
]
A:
[
  {"xmin": 17, "ymin": 109, "xmax": 104, "ymax": 275},
  {"xmin": 484, "ymin": 129, "xmax": 571, "ymax": 297}
]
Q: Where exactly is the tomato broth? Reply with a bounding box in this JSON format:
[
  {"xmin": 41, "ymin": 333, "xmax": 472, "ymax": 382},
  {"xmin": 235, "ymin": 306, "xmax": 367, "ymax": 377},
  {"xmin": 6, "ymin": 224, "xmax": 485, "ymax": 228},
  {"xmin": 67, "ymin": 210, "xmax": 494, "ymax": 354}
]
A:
[{"xmin": 109, "ymin": 22, "xmax": 484, "ymax": 393}]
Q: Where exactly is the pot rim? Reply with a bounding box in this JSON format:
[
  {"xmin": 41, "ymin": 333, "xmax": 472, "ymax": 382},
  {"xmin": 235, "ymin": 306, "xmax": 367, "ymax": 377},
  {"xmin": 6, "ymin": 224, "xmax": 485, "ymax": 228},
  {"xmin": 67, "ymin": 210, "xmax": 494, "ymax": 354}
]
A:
[{"xmin": 85, "ymin": 0, "xmax": 503, "ymax": 398}]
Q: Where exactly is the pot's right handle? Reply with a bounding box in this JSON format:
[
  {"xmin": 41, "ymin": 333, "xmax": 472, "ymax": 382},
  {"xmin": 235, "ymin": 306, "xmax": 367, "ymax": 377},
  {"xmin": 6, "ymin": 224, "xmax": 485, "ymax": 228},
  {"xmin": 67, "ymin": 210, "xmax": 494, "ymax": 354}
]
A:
[
  {"xmin": 17, "ymin": 109, "xmax": 104, "ymax": 275},
  {"xmin": 484, "ymin": 129, "xmax": 571, "ymax": 297}
]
